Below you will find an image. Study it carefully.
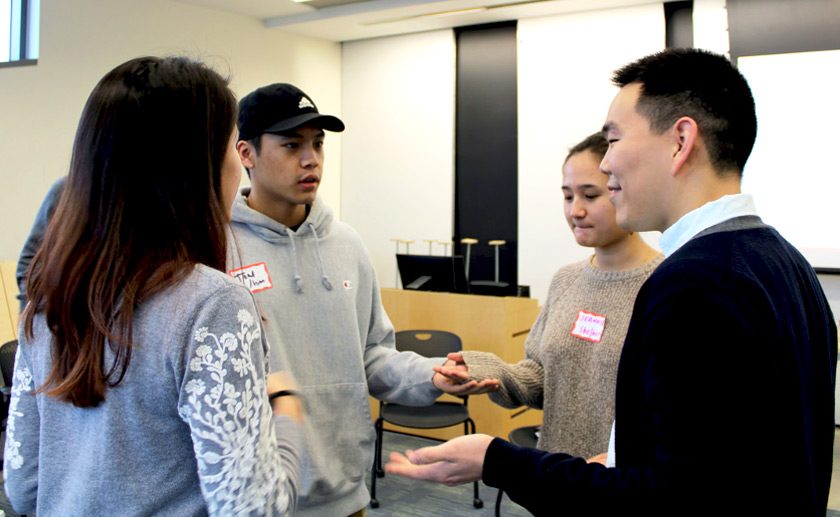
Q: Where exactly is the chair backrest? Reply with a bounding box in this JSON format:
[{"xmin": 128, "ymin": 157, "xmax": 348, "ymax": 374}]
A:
[
  {"xmin": 0, "ymin": 339, "xmax": 18, "ymax": 388},
  {"xmin": 395, "ymin": 330, "xmax": 461, "ymax": 358}
]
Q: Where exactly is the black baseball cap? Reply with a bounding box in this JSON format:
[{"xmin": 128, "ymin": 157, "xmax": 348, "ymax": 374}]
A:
[{"xmin": 237, "ymin": 83, "xmax": 345, "ymax": 141}]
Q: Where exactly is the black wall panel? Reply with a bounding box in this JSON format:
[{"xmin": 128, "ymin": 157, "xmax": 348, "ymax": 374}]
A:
[
  {"xmin": 454, "ymin": 22, "xmax": 518, "ymax": 293},
  {"xmin": 665, "ymin": 1, "xmax": 694, "ymax": 48}
]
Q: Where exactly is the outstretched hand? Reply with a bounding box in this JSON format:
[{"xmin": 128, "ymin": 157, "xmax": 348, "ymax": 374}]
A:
[
  {"xmin": 385, "ymin": 434, "xmax": 494, "ymax": 485},
  {"xmin": 432, "ymin": 352, "xmax": 500, "ymax": 395}
]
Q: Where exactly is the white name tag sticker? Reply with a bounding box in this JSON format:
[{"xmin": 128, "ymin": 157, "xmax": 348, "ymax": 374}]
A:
[
  {"xmin": 228, "ymin": 262, "xmax": 273, "ymax": 293},
  {"xmin": 570, "ymin": 310, "xmax": 607, "ymax": 343}
]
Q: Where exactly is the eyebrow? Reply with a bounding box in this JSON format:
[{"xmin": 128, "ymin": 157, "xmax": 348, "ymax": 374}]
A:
[
  {"xmin": 601, "ymin": 122, "xmax": 615, "ymax": 135},
  {"xmin": 562, "ymin": 184, "xmax": 602, "ymax": 190},
  {"xmin": 275, "ymin": 129, "xmax": 326, "ymax": 139}
]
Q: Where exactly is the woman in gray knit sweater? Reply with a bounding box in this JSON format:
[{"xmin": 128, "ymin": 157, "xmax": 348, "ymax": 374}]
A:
[
  {"xmin": 439, "ymin": 133, "xmax": 662, "ymax": 459},
  {"xmin": 4, "ymin": 57, "xmax": 303, "ymax": 515}
]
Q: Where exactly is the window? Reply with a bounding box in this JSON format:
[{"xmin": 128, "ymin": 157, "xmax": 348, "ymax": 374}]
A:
[{"xmin": 1, "ymin": 0, "xmax": 39, "ymax": 66}]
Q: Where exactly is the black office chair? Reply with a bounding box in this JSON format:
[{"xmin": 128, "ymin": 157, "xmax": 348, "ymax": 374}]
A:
[
  {"xmin": 370, "ymin": 330, "xmax": 483, "ymax": 509},
  {"xmin": 494, "ymin": 425, "xmax": 539, "ymax": 516},
  {"xmin": 0, "ymin": 339, "xmax": 19, "ymax": 466}
]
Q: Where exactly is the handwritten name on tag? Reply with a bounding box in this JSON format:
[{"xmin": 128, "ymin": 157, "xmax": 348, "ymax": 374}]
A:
[
  {"xmin": 228, "ymin": 262, "xmax": 273, "ymax": 293},
  {"xmin": 570, "ymin": 309, "xmax": 606, "ymax": 343}
]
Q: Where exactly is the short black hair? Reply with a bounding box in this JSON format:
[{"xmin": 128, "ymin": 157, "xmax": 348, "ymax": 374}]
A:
[
  {"xmin": 612, "ymin": 48, "xmax": 757, "ymax": 175},
  {"xmin": 565, "ymin": 132, "xmax": 608, "ymax": 165},
  {"xmin": 248, "ymin": 135, "xmax": 262, "ymax": 154}
]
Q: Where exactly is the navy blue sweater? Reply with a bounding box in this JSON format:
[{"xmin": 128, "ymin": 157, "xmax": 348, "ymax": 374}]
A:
[{"xmin": 484, "ymin": 222, "xmax": 837, "ymax": 516}]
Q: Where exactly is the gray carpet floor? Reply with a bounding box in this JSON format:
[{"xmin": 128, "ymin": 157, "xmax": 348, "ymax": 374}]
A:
[
  {"xmin": 367, "ymin": 431, "xmax": 529, "ymax": 516},
  {"xmin": 3, "ymin": 429, "xmax": 840, "ymax": 516},
  {"xmin": 0, "ymin": 430, "xmax": 528, "ymax": 517}
]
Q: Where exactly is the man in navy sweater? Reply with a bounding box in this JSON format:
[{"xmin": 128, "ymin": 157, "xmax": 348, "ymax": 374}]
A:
[{"xmin": 387, "ymin": 48, "xmax": 837, "ymax": 516}]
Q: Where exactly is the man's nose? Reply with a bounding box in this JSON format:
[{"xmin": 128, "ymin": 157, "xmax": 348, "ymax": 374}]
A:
[{"xmin": 301, "ymin": 145, "xmax": 320, "ymax": 167}]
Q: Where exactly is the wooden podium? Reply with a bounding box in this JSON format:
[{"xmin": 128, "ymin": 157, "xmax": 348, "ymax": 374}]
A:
[{"xmin": 372, "ymin": 288, "xmax": 543, "ymax": 440}]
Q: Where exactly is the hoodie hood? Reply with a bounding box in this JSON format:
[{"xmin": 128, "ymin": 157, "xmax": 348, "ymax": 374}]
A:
[
  {"xmin": 231, "ymin": 187, "xmax": 334, "ymax": 242},
  {"xmin": 229, "ymin": 188, "xmax": 335, "ymax": 292}
]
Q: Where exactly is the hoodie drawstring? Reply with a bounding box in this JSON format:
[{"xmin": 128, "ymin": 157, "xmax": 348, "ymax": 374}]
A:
[
  {"xmin": 285, "ymin": 224, "xmax": 334, "ymax": 292},
  {"xmin": 309, "ymin": 222, "xmax": 334, "ymax": 291},
  {"xmin": 285, "ymin": 228, "xmax": 305, "ymax": 293}
]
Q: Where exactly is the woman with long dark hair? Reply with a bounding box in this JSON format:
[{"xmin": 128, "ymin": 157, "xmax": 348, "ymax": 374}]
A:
[{"xmin": 4, "ymin": 56, "xmax": 303, "ymax": 515}]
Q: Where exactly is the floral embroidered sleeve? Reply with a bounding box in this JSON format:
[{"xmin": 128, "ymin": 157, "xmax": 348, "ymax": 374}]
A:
[
  {"xmin": 177, "ymin": 285, "xmax": 302, "ymax": 516},
  {"xmin": 3, "ymin": 344, "xmax": 40, "ymax": 514}
]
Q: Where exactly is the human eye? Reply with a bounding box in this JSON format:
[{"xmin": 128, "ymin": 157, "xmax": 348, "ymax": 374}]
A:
[
  {"xmin": 314, "ymin": 139, "xmax": 325, "ymax": 149},
  {"xmin": 283, "ymin": 142, "xmax": 299, "ymax": 150},
  {"xmin": 582, "ymin": 188, "xmax": 601, "ymax": 200}
]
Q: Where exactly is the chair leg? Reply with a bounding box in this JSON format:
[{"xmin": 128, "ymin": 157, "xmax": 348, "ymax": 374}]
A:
[
  {"xmin": 473, "ymin": 479, "xmax": 483, "ymax": 508},
  {"xmin": 374, "ymin": 417, "xmax": 385, "ymax": 478},
  {"xmin": 465, "ymin": 417, "xmax": 483, "ymax": 508},
  {"xmin": 370, "ymin": 417, "xmax": 383, "ymax": 508},
  {"xmin": 370, "ymin": 459, "xmax": 379, "ymax": 507},
  {"xmin": 370, "ymin": 453, "xmax": 379, "ymax": 509},
  {"xmin": 495, "ymin": 488, "xmax": 504, "ymax": 516}
]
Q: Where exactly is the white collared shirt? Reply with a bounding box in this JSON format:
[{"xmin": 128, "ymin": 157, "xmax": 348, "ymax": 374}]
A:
[{"xmin": 658, "ymin": 193, "xmax": 759, "ymax": 257}]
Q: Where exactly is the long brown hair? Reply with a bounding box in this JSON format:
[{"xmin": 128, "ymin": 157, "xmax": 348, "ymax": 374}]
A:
[{"xmin": 23, "ymin": 56, "xmax": 237, "ymax": 407}]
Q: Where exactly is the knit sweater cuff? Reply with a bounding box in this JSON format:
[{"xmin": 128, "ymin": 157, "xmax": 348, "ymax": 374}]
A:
[
  {"xmin": 461, "ymin": 351, "xmax": 507, "ymax": 381},
  {"xmin": 462, "ymin": 351, "xmax": 544, "ymax": 409}
]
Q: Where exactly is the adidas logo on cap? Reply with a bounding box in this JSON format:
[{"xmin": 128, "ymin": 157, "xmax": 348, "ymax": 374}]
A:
[{"xmin": 298, "ymin": 96, "xmax": 315, "ymax": 109}]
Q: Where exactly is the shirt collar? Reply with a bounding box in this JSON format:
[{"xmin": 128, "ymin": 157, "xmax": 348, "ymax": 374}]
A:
[{"xmin": 659, "ymin": 193, "xmax": 759, "ymax": 257}]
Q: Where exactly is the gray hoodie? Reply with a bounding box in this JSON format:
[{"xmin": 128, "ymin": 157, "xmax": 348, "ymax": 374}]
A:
[{"xmin": 227, "ymin": 189, "xmax": 441, "ymax": 516}]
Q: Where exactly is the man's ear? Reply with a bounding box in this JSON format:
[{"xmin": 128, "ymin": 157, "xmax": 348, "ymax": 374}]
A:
[
  {"xmin": 236, "ymin": 140, "xmax": 256, "ymax": 169},
  {"xmin": 670, "ymin": 116, "xmax": 698, "ymax": 176}
]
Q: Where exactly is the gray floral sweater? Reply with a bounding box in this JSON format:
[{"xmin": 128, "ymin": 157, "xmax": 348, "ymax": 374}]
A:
[{"xmin": 3, "ymin": 265, "xmax": 302, "ymax": 515}]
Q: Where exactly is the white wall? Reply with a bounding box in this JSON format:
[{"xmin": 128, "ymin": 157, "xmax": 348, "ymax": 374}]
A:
[
  {"xmin": 693, "ymin": 0, "xmax": 730, "ymax": 56},
  {"xmin": 0, "ymin": 0, "xmax": 341, "ymax": 260},
  {"xmin": 341, "ymin": 30, "xmax": 456, "ymax": 289},
  {"xmin": 516, "ymin": 4, "xmax": 665, "ymax": 303},
  {"xmin": 738, "ymin": 49, "xmax": 840, "ymax": 270}
]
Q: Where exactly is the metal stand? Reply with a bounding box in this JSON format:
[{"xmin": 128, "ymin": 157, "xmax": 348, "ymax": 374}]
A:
[
  {"xmin": 460, "ymin": 237, "xmax": 478, "ymax": 281},
  {"xmin": 437, "ymin": 240, "xmax": 452, "ymax": 257},
  {"xmin": 469, "ymin": 240, "xmax": 509, "ymax": 294},
  {"xmin": 489, "ymin": 239, "xmax": 505, "ymax": 283}
]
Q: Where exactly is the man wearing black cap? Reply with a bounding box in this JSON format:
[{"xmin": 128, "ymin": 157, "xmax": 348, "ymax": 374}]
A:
[{"xmin": 227, "ymin": 83, "xmax": 496, "ymax": 516}]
